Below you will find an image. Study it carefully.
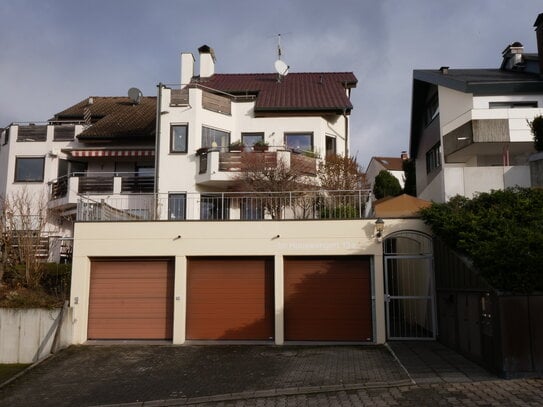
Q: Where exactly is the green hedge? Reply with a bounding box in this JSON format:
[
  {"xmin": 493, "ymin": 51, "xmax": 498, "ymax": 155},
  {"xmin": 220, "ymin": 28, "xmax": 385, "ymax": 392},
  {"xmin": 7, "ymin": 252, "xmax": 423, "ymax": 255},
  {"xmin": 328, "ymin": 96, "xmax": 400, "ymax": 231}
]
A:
[{"xmin": 420, "ymin": 188, "xmax": 543, "ymax": 293}]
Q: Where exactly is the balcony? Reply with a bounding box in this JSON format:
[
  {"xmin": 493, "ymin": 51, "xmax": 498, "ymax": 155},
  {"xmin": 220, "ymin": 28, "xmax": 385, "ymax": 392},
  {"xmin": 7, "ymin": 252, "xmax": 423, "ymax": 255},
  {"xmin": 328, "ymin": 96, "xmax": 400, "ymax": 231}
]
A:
[
  {"xmin": 76, "ymin": 190, "xmax": 371, "ymax": 222},
  {"xmin": 195, "ymin": 148, "xmax": 318, "ymax": 187},
  {"xmin": 48, "ymin": 172, "xmax": 154, "ymax": 210}
]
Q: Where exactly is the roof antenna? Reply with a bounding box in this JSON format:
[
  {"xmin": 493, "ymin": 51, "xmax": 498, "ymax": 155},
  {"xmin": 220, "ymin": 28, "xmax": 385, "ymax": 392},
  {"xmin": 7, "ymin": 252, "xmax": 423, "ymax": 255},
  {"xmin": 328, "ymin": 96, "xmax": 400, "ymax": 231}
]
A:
[{"xmin": 274, "ymin": 33, "xmax": 290, "ymax": 83}]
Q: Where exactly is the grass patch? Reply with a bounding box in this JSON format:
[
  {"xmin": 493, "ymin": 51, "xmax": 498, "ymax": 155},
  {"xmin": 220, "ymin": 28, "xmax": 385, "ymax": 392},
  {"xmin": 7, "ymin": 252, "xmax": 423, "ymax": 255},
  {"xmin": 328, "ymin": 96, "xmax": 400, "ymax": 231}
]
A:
[{"xmin": 0, "ymin": 364, "xmax": 30, "ymax": 384}]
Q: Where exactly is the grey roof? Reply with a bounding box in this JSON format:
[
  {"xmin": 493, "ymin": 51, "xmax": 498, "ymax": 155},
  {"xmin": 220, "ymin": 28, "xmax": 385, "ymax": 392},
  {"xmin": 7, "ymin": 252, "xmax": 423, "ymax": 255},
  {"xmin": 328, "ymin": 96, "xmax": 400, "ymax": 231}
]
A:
[{"xmin": 413, "ymin": 68, "xmax": 543, "ymax": 95}]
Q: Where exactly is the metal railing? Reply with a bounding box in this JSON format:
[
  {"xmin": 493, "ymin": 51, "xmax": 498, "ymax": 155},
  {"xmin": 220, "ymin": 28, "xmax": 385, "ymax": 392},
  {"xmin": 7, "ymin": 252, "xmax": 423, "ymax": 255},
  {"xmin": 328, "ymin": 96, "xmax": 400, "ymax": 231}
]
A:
[{"xmin": 77, "ymin": 190, "xmax": 372, "ymax": 222}]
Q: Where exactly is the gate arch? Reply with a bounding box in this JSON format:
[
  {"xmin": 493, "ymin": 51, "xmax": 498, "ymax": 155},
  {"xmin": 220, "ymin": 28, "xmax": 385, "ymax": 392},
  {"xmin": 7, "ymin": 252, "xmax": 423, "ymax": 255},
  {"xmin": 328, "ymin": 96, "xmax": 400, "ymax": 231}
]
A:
[{"xmin": 383, "ymin": 230, "xmax": 436, "ymax": 340}]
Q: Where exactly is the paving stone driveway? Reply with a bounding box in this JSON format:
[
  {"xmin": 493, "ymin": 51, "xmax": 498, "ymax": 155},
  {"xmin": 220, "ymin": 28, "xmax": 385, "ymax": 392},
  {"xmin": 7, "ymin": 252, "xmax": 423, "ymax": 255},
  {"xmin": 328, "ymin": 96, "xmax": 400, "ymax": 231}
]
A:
[
  {"xmin": 0, "ymin": 343, "xmax": 541, "ymax": 407},
  {"xmin": 0, "ymin": 344, "xmax": 408, "ymax": 407}
]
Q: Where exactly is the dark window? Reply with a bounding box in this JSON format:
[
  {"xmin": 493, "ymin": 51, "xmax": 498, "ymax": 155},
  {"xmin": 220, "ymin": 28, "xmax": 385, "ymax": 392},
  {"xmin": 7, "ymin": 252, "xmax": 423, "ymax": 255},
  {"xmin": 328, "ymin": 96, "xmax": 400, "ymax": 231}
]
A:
[
  {"xmin": 325, "ymin": 136, "xmax": 336, "ymax": 157},
  {"xmin": 202, "ymin": 126, "xmax": 230, "ymax": 149},
  {"xmin": 171, "ymin": 124, "xmax": 188, "ymax": 153},
  {"xmin": 425, "ymin": 143, "xmax": 441, "ymax": 174},
  {"xmin": 242, "ymin": 132, "xmax": 264, "ymax": 148},
  {"xmin": 15, "ymin": 157, "xmax": 45, "ymax": 182},
  {"xmin": 285, "ymin": 133, "xmax": 313, "ymax": 152},
  {"xmin": 2, "ymin": 127, "xmax": 9, "ymax": 145},
  {"xmin": 241, "ymin": 197, "xmax": 264, "ymax": 220},
  {"xmin": 424, "ymin": 94, "xmax": 439, "ymax": 126},
  {"xmin": 489, "ymin": 101, "xmax": 538, "ymax": 109},
  {"xmin": 168, "ymin": 193, "xmax": 187, "ymax": 220},
  {"xmin": 200, "ymin": 194, "xmax": 229, "ymax": 220}
]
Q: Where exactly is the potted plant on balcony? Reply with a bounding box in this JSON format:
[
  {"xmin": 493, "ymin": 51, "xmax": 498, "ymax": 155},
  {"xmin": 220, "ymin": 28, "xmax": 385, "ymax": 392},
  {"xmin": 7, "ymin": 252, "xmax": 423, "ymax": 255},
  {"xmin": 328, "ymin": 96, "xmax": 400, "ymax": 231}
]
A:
[
  {"xmin": 253, "ymin": 140, "xmax": 269, "ymax": 152},
  {"xmin": 229, "ymin": 140, "xmax": 245, "ymax": 152}
]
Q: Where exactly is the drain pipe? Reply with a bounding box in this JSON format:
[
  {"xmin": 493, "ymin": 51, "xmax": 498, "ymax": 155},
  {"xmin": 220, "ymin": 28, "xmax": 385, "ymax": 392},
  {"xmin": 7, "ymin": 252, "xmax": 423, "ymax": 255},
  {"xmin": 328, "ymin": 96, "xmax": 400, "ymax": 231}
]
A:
[
  {"xmin": 154, "ymin": 83, "xmax": 163, "ymax": 196},
  {"xmin": 343, "ymin": 108, "xmax": 349, "ymax": 157}
]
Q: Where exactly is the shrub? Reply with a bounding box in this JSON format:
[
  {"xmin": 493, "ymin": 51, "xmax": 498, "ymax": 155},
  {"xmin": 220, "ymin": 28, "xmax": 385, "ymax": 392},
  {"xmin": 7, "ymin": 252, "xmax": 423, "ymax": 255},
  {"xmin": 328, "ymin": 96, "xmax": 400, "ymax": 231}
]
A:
[
  {"xmin": 373, "ymin": 170, "xmax": 402, "ymax": 199},
  {"xmin": 530, "ymin": 115, "xmax": 543, "ymax": 151},
  {"xmin": 420, "ymin": 188, "xmax": 543, "ymax": 293}
]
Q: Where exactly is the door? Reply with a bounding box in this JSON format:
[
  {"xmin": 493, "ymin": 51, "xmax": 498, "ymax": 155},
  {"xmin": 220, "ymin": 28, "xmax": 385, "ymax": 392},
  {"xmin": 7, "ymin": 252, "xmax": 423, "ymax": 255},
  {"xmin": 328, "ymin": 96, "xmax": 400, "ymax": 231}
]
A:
[
  {"xmin": 88, "ymin": 259, "xmax": 174, "ymax": 340},
  {"xmin": 284, "ymin": 256, "xmax": 372, "ymax": 341}
]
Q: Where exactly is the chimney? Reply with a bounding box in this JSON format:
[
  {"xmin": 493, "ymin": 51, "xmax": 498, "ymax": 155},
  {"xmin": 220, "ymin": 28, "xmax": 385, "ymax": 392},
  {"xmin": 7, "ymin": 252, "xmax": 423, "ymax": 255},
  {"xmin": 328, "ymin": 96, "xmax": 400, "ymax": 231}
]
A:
[
  {"xmin": 500, "ymin": 42, "xmax": 525, "ymax": 71},
  {"xmin": 181, "ymin": 52, "xmax": 195, "ymax": 88},
  {"xmin": 198, "ymin": 45, "xmax": 216, "ymax": 78},
  {"xmin": 439, "ymin": 66, "xmax": 449, "ymax": 75},
  {"xmin": 401, "ymin": 151, "xmax": 409, "ymax": 161},
  {"xmin": 535, "ymin": 13, "xmax": 543, "ymax": 76}
]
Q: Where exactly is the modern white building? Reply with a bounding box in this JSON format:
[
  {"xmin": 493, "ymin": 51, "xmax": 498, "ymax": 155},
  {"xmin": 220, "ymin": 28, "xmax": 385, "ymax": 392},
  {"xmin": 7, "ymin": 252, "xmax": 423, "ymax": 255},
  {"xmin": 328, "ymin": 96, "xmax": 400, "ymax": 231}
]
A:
[{"xmin": 409, "ymin": 14, "xmax": 543, "ymax": 202}]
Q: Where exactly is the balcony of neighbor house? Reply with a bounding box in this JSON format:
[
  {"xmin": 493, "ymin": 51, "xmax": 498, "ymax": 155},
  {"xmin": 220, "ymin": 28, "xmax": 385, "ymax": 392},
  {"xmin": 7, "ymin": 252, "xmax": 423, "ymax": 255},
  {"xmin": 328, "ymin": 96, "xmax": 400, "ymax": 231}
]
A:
[
  {"xmin": 195, "ymin": 146, "xmax": 318, "ymax": 188},
  {"xmin": 442, "ymin": 107, "xmax": 542, "ymax": 163},
  {"xmin": 76, "ymin": 190, "xmax": 372, "ymax": 222},
  {"xmin": 48, "ymin": 172, "xmax": 155, "ymax": 211}
]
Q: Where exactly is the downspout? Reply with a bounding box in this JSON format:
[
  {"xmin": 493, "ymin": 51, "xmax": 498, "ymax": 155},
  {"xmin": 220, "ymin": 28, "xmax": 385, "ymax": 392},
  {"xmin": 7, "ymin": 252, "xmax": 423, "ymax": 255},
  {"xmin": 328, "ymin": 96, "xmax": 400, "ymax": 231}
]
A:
[
  {"xmin": 343, "ymin": 108, "xmax": 349, "ymax": 157},
  {"xmin": 154, "ymin": 83, "xmax": 163, "ymax": 197}
]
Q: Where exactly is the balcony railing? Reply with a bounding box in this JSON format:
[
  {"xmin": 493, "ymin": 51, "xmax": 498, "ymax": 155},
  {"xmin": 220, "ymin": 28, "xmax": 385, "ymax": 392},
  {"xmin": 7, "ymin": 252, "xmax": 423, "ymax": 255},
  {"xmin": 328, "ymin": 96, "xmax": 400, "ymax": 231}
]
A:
[
  {"xmin": 77, "ymin": 190, "xmax": 372, "ymax": 222},
  {"xmin": 49, "ymin": 172, "xmax": 155, "ymax": 200}
]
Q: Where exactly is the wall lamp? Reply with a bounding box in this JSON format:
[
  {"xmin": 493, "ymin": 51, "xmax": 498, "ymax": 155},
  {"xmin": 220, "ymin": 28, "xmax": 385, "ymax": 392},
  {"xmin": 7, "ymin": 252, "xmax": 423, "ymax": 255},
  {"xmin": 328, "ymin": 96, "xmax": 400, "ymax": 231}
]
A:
[{"xmin": 374, "ymin": 218, "xmax": 385, "ymax": 242}]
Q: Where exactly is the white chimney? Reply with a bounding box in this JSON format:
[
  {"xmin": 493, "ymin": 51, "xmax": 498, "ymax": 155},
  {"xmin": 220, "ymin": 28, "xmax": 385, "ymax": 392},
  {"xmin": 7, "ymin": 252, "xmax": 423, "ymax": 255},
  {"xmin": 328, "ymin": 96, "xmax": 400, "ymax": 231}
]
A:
[
  {"xmin": 198, "ymin": 45, "xmax": 216, "ymax": 78},
  {"xmin": 181, "ymin": 52, "xmax": 195, "ymax": 88}
]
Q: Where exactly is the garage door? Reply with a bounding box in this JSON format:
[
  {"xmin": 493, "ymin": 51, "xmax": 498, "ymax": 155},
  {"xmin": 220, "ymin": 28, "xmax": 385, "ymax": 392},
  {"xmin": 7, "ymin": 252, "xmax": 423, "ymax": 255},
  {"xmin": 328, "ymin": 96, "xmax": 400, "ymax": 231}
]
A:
[
  {"xmin": 187, "ymin": 257, "xmax": 274, "ymax": 340},
  {"xmin": 284, "ymin": 256, "xmax": 372, "ymax": 341},
  {"xmin": 88, "ymin": 259, "xmax": 174, "ymax": 340}
]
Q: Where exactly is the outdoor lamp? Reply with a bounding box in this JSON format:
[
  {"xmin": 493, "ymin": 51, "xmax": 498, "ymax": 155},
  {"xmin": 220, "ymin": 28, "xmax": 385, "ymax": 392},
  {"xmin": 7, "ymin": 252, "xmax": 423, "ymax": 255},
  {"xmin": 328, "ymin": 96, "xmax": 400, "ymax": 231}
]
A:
[{"xmin": 374, "ymin": 218, "xmax": 385, "ymax": 242}]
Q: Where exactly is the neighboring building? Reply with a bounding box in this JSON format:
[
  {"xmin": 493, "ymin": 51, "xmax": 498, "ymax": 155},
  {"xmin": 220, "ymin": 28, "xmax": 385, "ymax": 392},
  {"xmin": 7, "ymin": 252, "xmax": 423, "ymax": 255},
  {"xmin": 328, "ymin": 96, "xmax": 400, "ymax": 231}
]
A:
[
  {"xmin": 0, "ymin": 96, "xmax": 156, "ymax": 261},
  {"xmin": 365, "ymin": 154, "xmax": 407, "ymax": 190},
  {"xmin": 409, "ymin": 14, "xmax": 543, "ymax": 202}
]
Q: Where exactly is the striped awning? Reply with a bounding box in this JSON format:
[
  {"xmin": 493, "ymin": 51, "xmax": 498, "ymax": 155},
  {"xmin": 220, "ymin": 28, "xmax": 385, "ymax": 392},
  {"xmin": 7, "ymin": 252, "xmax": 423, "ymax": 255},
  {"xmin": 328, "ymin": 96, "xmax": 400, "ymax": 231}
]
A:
[{"xmin": 68, "ymin": 149, "xmax": 155, "ymax": 158}]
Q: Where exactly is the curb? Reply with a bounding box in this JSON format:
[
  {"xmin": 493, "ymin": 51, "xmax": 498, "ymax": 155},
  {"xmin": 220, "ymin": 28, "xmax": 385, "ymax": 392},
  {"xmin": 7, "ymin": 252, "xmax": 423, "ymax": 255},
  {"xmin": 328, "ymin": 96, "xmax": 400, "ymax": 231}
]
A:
[{"xmin": 92, "ymin": 379, "xmax": 415, "ymax": 407}]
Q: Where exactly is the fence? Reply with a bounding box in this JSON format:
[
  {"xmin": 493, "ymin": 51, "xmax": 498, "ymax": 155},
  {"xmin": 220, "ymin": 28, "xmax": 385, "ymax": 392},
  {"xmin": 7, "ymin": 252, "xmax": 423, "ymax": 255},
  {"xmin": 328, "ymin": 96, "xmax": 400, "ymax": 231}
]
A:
[{"xmin": 77, "ymin": 190, "xmax": 372, "ymax": 222}]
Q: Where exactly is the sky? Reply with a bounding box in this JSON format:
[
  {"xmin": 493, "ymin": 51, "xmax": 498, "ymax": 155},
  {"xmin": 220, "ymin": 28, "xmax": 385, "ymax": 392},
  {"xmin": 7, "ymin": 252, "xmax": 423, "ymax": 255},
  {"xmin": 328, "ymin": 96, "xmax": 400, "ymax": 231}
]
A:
[{"xmin": 1, "ymin": 0, "xmax": 542, "ymax": 169}]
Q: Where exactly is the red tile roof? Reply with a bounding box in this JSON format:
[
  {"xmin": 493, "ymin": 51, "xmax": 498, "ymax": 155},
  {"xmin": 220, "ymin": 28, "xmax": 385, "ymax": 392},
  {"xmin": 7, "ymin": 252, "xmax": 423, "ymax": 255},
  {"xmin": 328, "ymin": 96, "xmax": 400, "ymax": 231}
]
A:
[
  {"xmin": 192, "ymin": 72, "xmax": 357, "ymax": 114},
  {"xmin": 373, "ymin": 157, "xmax": 404, "ymax": 171},
  {"xmin": 51, "ymin": 97, "xmax": 156, "ymax": 140}
]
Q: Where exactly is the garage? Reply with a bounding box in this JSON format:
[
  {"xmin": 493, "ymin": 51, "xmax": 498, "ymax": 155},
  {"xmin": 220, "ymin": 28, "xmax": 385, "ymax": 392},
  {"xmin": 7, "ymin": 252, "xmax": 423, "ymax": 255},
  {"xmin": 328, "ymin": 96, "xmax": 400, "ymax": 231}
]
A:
[
  {"xmin": 88, "ymin": 259, "xmax": 174, "ymax": 340},
  {"xmin": 186, "ymin": 257, "xmax": 274, "ymax": 340},
  {"xmin": 284, "ymin": 256, "xmax": 372, "ymax": 341}
]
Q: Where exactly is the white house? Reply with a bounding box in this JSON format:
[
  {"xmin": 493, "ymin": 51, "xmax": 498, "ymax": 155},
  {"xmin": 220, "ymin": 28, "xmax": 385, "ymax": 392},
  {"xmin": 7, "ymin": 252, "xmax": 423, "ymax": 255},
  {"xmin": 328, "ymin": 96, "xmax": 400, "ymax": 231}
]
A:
[
  {"xmin": 409, "ymin": 14, "xmax": 543, "ymax": 202},
  {"xmin": 365, "ymin": 155, "xmax": 407, "ymax": 190}
]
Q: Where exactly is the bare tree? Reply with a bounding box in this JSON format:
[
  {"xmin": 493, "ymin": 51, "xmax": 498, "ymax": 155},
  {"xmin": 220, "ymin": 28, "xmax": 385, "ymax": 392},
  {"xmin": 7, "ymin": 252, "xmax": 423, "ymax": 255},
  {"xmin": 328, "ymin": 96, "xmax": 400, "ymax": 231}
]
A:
[
  {"xmin": 317, "ymin": 154, "xmax": 366, "ymax": 191},
  {"xmin": 0, "ymin": 188, "xmax": 50, "ymax": 288},
  {"xmin": 235, "ymin": 152, "xmax": 317, "ymax": 219}
]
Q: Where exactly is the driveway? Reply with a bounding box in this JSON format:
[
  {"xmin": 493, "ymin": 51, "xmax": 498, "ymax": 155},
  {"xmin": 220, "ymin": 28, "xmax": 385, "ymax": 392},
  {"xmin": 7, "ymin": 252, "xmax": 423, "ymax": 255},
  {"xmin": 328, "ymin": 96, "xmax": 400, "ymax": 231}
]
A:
[{"xmin": 0, "ymin": 342, "xmax": 540, "ymax": 407}]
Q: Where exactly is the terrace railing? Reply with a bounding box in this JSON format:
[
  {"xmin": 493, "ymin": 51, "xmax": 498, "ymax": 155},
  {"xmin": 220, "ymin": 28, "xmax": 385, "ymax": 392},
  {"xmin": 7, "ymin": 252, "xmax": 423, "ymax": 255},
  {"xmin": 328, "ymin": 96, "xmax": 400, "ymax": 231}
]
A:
[{"xmin": 77, "ymin": 190, "xmax": 372, "ymax": 222}]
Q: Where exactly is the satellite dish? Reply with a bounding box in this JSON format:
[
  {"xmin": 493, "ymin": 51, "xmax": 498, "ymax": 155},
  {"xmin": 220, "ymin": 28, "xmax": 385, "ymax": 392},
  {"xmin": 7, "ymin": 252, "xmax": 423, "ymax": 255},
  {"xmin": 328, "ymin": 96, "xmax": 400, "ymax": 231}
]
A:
[
  {"xmin": 128, "ymin": 87, "xmax": 143, "ymax": 104},
  {"xmin": 274, "ymin": 59, "xmax": 289, "ymax": 76}
]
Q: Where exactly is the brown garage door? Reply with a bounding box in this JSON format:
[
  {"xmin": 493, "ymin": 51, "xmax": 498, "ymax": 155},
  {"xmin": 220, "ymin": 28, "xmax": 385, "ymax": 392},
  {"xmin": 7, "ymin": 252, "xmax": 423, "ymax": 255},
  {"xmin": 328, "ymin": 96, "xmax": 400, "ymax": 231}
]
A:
[
  {"xmin": 88, "ymin": 259, "xmax": 174, "ymax": 340},
  {"xmin": 284, "ymin": 256, "xmax": 372, "ymax": 341},
  {"xmin": 187, "ymin": 257, "xmax": 274, "ymax": 340}
]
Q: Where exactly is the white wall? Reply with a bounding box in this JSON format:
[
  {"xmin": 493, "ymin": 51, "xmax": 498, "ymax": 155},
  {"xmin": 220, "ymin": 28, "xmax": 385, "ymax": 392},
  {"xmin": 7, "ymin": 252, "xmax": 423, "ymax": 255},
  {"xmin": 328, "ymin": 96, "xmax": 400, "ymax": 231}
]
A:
[
  {"xmin": 0, "ymin": 307, "xmax": 73, "ymax": 363},
  {"xmin": 70, "ymin": 219, "xmax": 430, "ymax": 346}
]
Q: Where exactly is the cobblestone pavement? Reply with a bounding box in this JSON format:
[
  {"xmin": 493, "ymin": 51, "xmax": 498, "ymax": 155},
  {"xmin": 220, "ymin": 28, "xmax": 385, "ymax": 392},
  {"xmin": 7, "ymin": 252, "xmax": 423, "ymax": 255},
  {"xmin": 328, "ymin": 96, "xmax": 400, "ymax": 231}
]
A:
[{"xmin": 0, "ymin": 343, "xmax": 541, "ymax": 407}]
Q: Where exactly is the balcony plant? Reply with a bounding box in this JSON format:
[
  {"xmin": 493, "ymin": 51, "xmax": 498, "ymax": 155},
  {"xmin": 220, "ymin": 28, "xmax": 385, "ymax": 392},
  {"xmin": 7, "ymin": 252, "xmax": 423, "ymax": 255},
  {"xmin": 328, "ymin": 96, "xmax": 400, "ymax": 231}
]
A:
[
  {"xmin": 253, "ymin": 140, "xmax": 269, "ymax": 152},
  {"xmin": 228, "ymin": 140, "xmax": 245, "ymax": 152}
]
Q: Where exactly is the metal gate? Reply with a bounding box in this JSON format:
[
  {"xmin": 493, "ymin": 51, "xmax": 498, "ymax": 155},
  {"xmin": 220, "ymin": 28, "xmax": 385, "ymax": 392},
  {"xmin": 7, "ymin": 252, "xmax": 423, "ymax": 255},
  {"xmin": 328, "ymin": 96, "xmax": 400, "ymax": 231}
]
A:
[{"xmin": 384, "ymin": 231, "xmax": 436, "ymax": 340}]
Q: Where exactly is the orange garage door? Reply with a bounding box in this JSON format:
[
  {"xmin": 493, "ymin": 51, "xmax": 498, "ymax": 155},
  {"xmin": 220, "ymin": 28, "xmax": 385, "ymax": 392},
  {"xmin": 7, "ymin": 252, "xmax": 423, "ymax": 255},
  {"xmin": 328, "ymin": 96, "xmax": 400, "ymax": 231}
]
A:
[
  {"xmin": 284, "ymin": 256, "xmax": 372, "ymax": 341},
  {"xmin": 187, "ymin": 257, "xmax": 274, "ymax": 340},
  {"xmin": 88, "ymin": 259, "xmax": 174, "ymax": 340}
]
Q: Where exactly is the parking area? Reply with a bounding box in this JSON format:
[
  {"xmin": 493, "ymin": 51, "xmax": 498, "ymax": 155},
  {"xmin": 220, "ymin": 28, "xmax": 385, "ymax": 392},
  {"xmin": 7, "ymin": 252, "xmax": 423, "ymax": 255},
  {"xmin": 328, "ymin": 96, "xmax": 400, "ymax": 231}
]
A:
[{"xmin": 0, "ymin": 342, "xmax": 540, "ymax": 407}]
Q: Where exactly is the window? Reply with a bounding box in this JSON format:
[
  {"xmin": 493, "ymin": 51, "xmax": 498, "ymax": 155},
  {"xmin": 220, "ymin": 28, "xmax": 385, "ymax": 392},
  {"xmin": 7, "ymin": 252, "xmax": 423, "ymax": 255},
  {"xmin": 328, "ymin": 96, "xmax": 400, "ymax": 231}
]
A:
[
  {"xmin": 325, "ymin": 136, "xmax": 336, "ymax": 157},
  {"xmin": 241, "ymin": 197, "xmax": 264, "ymax": 220},
  {"xmin": 2, "ymin": 127, "xmax": 9, "ymax": 145},
  {"xmin": 425, "ymin": 143, "xmax": 441, "ymax": 174},
  {"xmin": 241, "ymin": 132, "xmax": 264, "ymax": 148},
  {"xmin": 15, "ymin": 157, "xmax": 45, "ymax": 182},
  {"xmin": 168, "ymin": 193, "xmax": 187, "ymax": 220},
  {"xmin": 489, "ymin": 101, "xmax": 538, "ymax": 109},
  {"xmin": 200, "ymin": 194, "xmax": 229, "ymax": 220},
  {"xmin": 202, "ymin": 126, "xmax": 230, "ymax": 149},
  {"xmin": 285, "ymin": 133, "xmax": 313, "ymax": 152},
  {"xmin": 171, "ymin": 124, "xmax": 188, "ymax": 153},
  {"xmin": 424, "ymin": 94, "xmax": 439, "ymax": 126}
]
